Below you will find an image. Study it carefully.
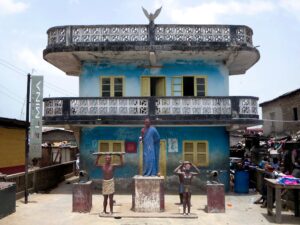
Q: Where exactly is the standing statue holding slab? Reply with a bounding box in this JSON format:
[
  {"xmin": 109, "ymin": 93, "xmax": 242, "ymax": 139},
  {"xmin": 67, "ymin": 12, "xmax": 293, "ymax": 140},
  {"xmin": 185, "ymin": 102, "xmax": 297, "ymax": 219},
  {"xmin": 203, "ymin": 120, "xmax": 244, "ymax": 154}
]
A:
[
  {"xmin": 94, "ymin": 153, "xmax": 124, "ymax": 214},
  {"xmin": 139, "ymin": 118, "xmax": 160, "ymax": 176},
  {"xmin": 174, "ymin": 161, "xmax": 200, "ymax": 215}
]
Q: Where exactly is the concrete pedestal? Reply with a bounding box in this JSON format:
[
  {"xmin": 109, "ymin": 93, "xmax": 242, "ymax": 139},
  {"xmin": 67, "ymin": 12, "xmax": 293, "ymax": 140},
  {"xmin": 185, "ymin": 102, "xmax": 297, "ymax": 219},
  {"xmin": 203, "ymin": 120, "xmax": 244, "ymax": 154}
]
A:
[
  {"xmin": 72, "ymin": 181, "xmax": 92, "ymax": 213},
  {"xmin": 132, "ymin": 175, "xmax": 164, "ymax": 212},
  {"xmin": 207, "ymin": 183, "xmax": 225, "ymax": 213}
]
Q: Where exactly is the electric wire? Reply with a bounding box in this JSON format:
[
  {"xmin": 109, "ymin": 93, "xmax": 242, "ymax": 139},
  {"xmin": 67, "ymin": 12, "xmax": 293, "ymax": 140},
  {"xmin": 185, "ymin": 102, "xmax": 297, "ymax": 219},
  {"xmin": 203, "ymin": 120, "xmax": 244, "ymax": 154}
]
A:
[
  {"xmin": 0, "ymin": 58, "xmax": 77, "ymax": 96},
  {"xmin": 0, "ymin": 83, "xmax": 24, "ymax": 99},
  {"xmin": 0, "ymin": 89, "xmax": 24, "ymax": 104}
]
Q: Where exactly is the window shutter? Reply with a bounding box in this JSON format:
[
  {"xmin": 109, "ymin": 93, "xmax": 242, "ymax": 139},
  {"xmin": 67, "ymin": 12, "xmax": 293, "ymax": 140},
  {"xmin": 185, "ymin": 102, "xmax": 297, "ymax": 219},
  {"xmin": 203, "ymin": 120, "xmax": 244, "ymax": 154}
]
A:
[{"xmin": 196, "ymin": 142, "xmax": 208, "ymax": 166}]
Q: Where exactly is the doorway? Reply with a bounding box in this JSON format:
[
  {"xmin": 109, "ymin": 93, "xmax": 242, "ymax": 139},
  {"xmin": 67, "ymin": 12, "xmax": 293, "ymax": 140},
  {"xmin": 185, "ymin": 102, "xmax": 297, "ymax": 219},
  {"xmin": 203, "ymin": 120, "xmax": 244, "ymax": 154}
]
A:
[
  {"xmin": 141, "ymin": 76, "xmax": 166, "ymax": 96},
  {"xmin": 183, "ymin": 76, "xmax": 194, "ymax": 96}
]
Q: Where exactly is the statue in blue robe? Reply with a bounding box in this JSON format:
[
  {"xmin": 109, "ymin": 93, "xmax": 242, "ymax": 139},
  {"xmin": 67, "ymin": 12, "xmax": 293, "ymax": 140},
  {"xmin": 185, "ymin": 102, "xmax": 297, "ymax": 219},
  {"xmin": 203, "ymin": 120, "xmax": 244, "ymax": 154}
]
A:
[{"xmin": 140, "ymin": 119, "xmax": 160, "ymax": 176}]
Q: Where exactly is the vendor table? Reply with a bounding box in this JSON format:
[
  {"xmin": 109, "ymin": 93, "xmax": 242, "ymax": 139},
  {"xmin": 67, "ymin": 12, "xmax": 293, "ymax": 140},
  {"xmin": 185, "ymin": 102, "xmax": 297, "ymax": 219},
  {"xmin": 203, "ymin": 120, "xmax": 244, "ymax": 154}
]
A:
[{"xmin": 264, "ymin": 178, "xmax": 300, "ymax": 223}]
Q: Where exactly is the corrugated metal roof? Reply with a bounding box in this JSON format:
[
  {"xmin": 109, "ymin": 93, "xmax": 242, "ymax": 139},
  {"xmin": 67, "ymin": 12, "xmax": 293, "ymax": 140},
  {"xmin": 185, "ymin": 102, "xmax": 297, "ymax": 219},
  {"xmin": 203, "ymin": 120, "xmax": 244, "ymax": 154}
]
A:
[
  {"xmin": 0, "ymin": 117, "xmax": 28, "ymax": 128},
  {"xmin": 259, "ymin": 88, "xmax": 300, "ymax": 107}
]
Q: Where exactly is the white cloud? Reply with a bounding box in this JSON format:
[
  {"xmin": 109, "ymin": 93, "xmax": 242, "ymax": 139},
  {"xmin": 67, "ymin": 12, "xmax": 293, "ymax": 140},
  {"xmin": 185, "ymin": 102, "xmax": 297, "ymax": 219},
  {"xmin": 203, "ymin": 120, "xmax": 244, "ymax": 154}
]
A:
[
  {"xmin": 17, "ymin": 48, "xmax": 45, "ymax": 72},
  {"xmin": 156, "ymin": 0, "xmax": 276, "ymax": 24},
  {"xmin": 279, "ymin": 0, "xmax": 300, "ymax": 21},
  {"xmin": 16, "ymin": 48, "xmax": 78, "ymax": 97},
  {"xmin": 0, "ymin": 0, "xmax": 29, "ymax": 15},
  {"xmin": 280, "ymin": 0, "xmax": 300, "ymax": 10}
]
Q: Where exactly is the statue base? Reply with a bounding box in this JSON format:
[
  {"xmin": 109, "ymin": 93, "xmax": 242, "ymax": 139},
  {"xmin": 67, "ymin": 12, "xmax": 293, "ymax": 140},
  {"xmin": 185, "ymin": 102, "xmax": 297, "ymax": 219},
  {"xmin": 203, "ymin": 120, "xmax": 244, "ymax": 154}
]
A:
[
  {"xmin": 132, "ymin": 175, "xmax": 165, "ymax": 212},
  {"xmin": 72, "ymin": 181, "xmax": 92, "ymax": 213},
  {"xmin": 207, "ymin": 183, "xmax": 225, "ymax": 213}
]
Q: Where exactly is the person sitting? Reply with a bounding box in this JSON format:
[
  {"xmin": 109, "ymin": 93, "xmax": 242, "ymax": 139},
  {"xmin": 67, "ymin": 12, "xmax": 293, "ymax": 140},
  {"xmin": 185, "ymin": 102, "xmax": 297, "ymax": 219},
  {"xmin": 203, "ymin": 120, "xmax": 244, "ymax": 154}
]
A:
[{"xmin": 271, "ymin": 157, "xmax": 280, "ymax": 171}]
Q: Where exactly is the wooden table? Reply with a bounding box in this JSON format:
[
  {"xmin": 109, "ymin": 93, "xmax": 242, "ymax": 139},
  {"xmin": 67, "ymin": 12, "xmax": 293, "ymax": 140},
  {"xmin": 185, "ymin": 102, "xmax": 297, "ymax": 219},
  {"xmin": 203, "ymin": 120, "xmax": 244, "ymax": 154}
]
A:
[{"xmin": 264, "ymin": 178, "xmax": 300, "ymax": 223}]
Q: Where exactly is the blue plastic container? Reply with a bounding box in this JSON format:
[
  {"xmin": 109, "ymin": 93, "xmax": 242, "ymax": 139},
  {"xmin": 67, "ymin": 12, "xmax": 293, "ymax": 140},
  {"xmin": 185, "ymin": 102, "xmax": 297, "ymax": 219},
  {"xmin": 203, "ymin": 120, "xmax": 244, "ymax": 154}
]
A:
[{"xmin": 234, "ymin": 171, "xmax": 249, "ymax": 193}]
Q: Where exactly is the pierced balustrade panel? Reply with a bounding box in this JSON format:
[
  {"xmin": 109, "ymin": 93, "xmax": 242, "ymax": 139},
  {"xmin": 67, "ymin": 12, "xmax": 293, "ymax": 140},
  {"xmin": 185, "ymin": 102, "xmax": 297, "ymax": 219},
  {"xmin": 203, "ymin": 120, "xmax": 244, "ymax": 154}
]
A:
[
  {"xmin": 44, "ymin": 100, "xmax": 63, "ymax": 116},
  {"xmin": 70, "ymin": 98, "xmax": 148, "ymax": 116},
  {"xmin": 239, "ymin": 98, "xmax": 258, "ymax": 115},
  {"xmin": 155, "ymin": 25, "xmax": 231, "ymax": 43},
  {"xmin": 72, "ymin": 26, "xmax": 148, "ymax": 43},
  {"xmin": 48, "ymin": 28, "xmax": 66, "ymax": 45},
  {"xmin": 234, "ymin": 27, "xmax": 253, "ymax": 46},
  {"xmin": 156, "ymin": 98, "xmax": 231, "ymax": 115}
]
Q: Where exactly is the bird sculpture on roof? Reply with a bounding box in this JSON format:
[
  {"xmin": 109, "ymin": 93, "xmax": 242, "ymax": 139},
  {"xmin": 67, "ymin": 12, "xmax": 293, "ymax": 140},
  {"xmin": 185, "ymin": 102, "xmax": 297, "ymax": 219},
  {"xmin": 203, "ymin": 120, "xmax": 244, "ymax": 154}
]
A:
[{"xmin": 142, "ymin": 6, "xmax": 162, "ymax": 23}]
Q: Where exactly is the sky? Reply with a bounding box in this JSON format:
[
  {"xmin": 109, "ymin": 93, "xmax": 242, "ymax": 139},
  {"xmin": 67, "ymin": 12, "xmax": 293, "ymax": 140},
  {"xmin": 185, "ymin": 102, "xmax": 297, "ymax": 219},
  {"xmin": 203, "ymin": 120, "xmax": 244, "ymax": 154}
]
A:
[{"xmin": 0, "ymin": 0, "xmax": 300, "ymax": 121}]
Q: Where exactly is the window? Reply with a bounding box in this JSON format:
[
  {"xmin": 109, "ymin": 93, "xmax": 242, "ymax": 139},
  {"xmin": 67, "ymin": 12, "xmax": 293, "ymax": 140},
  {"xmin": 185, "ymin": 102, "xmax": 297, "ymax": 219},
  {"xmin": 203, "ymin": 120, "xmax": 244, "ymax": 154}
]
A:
[
  {"xmin": 183, "ymin": 141, "xmax": 208, "ymax": 166},
  {"xmin": 293, "ymin": 107, "xmax": 298, "ymax": 121},
  {"xmin": 171, "ymin": 77, "xmax": 182, "ymax": 96},
  {"xmin": 97, "ymin": 140, "xmax": 125, "ymax": 164},
  {"xmin": 100, "ymin": 76, "xmax": 124, "ymax": 97},
  {"xmin": 171, "ymin": 76, "xmax": 207, "ymax": 96},
  {"xmin": 195, "ymin": 77, "xmax": 206, "ymax": 96}
]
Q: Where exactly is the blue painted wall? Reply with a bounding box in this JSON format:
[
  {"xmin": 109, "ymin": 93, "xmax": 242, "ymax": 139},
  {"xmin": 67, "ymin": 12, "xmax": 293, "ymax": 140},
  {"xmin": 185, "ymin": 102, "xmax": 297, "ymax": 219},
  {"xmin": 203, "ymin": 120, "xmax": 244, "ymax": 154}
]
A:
[
  {"xmin": 80, "ymin": 126, "xmax": 230, "ymax": 188},
  {"xmin": 78, "ymin": 60, "xmax": 231, "ymax": 190},
  {"xmin": 79, "ymin": 60, "xmax": 229, "ymax": 97}
]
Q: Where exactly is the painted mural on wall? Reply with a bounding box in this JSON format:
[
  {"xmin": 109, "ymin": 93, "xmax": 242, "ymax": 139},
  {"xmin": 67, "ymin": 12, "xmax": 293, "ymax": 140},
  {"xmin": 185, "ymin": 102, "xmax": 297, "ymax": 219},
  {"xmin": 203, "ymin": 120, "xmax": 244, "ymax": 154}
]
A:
[
  {"xmin": 79, "ymin": 61, "xmax": 229, "ymax": 97},
  {"xmin": 167, "ymin": 138, "xmax": 178, "ymax": 153},
  {"xmin": 80, "ymin": 126, "xmax": 230, "ymax": 188}
]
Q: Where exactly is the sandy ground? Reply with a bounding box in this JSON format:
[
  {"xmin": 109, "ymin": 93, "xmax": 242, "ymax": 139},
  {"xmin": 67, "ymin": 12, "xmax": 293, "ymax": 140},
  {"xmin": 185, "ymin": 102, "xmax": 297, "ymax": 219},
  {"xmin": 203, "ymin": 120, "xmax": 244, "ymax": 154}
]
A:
[{"xmin": 1, "ymin": 177, "xmax": 299, "ymax": 225}]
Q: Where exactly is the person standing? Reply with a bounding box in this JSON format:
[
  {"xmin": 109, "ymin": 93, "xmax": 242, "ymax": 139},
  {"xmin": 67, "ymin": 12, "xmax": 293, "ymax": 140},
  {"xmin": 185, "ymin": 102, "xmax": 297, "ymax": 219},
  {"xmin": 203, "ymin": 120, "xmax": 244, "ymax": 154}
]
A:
[
  {"xmin": 173, "ymin": 162, "xmax": 185, "ymax": 204},
  {"xmin": 95, "ymin": 154, "xmax": 123, "ymax": 214},
  {"xmin": 140, "ymin": 118, "xmax": 160, "ymax": 176},
  {"xmin": 174, "ymin": 161, "xmax": 200, "ymax": 215}
]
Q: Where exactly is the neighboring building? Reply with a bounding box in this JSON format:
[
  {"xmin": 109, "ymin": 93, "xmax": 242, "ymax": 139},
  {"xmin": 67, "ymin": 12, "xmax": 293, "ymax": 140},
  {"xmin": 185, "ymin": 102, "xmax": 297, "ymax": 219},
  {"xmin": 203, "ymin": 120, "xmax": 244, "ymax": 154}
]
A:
[
  {"xmin": 0, "ymin": 117, "xmax": 27, "ymax": 174},
  {"xmin": 42, "ymin": 11, "xmax": 260, "ymax": 191},
  {"xmin": 41, "ymin": 129, "xmax": 78, "ymax": 166},
  {"xmin": 260, "ymin": 88, "xmax": 300, "ymax": 136}
]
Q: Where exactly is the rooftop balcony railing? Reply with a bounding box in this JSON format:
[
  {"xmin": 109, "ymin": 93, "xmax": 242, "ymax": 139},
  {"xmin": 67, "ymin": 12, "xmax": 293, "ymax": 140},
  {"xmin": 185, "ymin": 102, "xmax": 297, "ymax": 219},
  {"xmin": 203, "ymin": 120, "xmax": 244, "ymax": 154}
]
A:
[
  {"xmin": 44, "ymin": 24, "xmax": 258, "ymax": 76},
  {"xmin": 46, "ymin": 24, "xmax": 253, "ymax": 48},
  {"xmin": 43, "ymin": 96, "xmax": 259, "ymax": 126}
]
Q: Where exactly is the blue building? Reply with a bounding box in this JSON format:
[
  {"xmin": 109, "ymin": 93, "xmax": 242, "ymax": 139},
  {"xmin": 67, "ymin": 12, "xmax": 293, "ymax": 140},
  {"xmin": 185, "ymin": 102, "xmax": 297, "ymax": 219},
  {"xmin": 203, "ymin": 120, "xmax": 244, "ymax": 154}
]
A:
[{"xmin": 43, "ymin": 16, "xmax": 260, "ymax": 191}]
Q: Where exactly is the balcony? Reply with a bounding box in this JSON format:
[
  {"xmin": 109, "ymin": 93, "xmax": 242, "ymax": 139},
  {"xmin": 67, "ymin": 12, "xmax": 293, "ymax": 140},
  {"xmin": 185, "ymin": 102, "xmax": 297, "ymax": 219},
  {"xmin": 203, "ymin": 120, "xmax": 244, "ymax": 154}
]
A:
[
  {"xmin": 43, "ymin": 96, "xmax": 261, "ymax": 128},
  {"xmin": 43, "ymin": 24, "xmax": 259, "ymax": 75}
]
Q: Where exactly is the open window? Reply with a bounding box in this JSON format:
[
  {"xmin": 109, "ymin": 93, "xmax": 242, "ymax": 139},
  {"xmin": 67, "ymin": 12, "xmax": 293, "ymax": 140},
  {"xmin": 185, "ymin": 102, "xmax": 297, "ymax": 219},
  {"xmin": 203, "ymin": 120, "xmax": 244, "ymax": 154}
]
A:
[{"xmin": 171, "ymin": 76, "xmax": 207, "ymax": 96}]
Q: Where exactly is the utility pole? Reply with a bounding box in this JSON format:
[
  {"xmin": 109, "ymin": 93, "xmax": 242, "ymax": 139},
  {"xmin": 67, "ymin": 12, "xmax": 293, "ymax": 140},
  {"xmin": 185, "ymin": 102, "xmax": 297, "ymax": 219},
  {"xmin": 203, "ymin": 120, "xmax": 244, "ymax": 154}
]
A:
[{"xmin": 25, "ymin": 73, "xmax": 31, "ymax": 204}]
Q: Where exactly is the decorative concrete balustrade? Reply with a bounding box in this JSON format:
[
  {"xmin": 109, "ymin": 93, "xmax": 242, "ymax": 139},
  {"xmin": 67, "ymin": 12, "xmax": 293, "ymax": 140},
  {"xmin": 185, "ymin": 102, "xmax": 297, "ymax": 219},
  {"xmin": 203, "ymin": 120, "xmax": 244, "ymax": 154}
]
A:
[
  {"xmin": 47, "ymin": 24, "xmax": 253, "ymax": 47},
  {"xmin": 43, "ymin": 24, "xmax": 258, "ymax": 76},
  {"xmin": 43, "ymin": 96, "xmax": 259, "ymax": 126}
]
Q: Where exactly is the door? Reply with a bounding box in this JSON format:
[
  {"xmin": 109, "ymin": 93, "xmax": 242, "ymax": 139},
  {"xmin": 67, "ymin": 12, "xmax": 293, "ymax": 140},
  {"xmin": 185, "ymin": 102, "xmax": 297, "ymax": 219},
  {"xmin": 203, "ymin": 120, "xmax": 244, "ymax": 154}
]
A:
[
  {"xmin": 139, "ymin": 140, "xmax": 167, "ymax": 177},
  {"xmin": 171, "ymin": 77, "xmax": 182, "ymax": 96},
  {"xmin": 141, "ymin": 76, "xmax": 166, "ymax": 96},
  {"xmin": 141, "ymin": 77, "xmax": 150, "ymax": 96}
]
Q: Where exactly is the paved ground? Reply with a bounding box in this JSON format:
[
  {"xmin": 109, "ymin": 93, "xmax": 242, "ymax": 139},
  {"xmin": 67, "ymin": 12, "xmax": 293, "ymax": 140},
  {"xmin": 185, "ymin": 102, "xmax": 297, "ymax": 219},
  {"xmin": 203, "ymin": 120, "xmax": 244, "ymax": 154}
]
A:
[{"xmin": 1, "ymin": 178, "xmax": 299, "ymax": 225}]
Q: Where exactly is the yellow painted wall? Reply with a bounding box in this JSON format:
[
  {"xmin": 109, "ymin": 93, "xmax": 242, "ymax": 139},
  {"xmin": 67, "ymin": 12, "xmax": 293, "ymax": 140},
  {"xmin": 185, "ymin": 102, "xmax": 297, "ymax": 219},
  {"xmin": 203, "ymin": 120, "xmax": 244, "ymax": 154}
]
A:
[{"xmin": 0, "ymin": 127, "xmax": 25, "ymax": 168}]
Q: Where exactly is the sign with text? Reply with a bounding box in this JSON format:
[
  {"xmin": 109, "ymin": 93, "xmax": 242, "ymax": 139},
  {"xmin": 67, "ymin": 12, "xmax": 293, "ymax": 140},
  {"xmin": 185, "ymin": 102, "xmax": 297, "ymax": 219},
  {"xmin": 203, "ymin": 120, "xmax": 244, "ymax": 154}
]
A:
[{"xmin": 30, "ymin": 76, "xmax": 43, "ymax": 161}]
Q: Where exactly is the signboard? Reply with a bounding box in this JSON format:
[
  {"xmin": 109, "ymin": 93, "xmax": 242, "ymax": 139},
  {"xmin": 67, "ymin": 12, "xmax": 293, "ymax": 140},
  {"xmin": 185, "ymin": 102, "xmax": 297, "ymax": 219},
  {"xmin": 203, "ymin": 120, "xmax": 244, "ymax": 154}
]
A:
[{"xmin": 29, "ymin": 76, "xmax": 43, "ymax": 161}]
